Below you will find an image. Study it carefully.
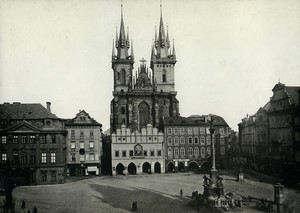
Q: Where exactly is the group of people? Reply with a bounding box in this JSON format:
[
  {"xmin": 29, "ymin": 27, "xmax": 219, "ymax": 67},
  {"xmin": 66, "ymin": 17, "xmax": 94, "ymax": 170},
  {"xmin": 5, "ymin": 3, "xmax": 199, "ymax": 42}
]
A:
[{"xmin": 21, "ymin": 200, "xmax": 37, "ymax": 213}]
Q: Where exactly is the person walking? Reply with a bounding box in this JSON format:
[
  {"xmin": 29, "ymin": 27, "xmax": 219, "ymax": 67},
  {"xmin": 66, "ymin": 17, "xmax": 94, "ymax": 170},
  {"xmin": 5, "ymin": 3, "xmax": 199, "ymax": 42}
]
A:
[
  {"xmin": 180, "ymin": 189, "xmax": 183, "ymax": 197},
  {"xmin": 21, "ymin": 200, "xmax": 26, "ymax": 209}
]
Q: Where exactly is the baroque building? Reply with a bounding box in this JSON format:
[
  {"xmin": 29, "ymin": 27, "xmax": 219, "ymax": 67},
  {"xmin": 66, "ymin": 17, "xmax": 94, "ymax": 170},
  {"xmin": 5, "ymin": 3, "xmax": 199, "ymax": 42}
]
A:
[
  {"xmin": 110, "ymin": 4, "xmax": 179, "ymax": 175},
  {"xmin": 163, "ymin": 115, "xmax": 229, "ymax": 173},
  {"xmin": 0, "ymin": 102, "xmax": 67, "ymax": 185},
  {"xmin": 65, "ymin": 110, "xmax": 102, "ymax": 176},
  {"xmin": 239, "ymin": 82, "xmax": 300, "ymax": 178}
]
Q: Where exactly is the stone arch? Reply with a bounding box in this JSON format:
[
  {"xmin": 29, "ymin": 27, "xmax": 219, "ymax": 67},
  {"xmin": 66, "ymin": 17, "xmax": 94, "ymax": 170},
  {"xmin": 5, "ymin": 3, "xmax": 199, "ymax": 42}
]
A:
[
  {"xmin": 189, "ymin": 161, "xmax": 199, "ymax": 171},
  {"xmin": 128, "ymin": 162, "xmax": 137, "ymax": 175},
  {"xmin": 142, "ymin": 162, "xmax": 151, "ymax": 174},
  {"xmin": 116, "ymin": 163, "xmax": 125, "ymax": 175},
  {"xmin": 167, "ymin": 162, "xmax": 175, "ymax": 173},
  {"xmin": 178, "ymin": 162, "xmax": 185, "ymax": 172},
  {"xmin": 139, "ymin": 102, "xmax": 150, "ymax": 129},
  {"xmin": 154, "ymin": 162, "xmax": 161, "ymax": 174},
  {"xmin": 200, "ymin": 161, "xmax": 210, "ymax": 172}
]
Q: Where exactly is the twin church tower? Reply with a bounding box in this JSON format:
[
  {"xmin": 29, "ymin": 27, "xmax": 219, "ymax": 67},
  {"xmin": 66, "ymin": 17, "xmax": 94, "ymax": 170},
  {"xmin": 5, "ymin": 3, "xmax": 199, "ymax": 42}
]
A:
[{"xmin": 110, "ymin": 4, "xmax": 179, "ymax": 133}]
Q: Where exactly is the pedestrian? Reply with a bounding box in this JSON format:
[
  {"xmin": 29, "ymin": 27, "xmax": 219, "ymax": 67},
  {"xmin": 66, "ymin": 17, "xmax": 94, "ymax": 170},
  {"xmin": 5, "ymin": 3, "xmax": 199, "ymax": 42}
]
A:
[
  {"xmin": 131, "ymin": 201, "xmax": 137, "ymax": 211},
  {"xmin": 33, "ymin": 206, "xmax": 37, "ymax": 213},
  {"xmin": 180, "ymin": 189, "xmax": 183, "ymax": 197},
  {"xmin": 27, "ymin": 210, "xmax": 31, "ymax": 213},
  {"xmin": 21, "ymin": 200, "xmax": 26, "ymax": 209}
]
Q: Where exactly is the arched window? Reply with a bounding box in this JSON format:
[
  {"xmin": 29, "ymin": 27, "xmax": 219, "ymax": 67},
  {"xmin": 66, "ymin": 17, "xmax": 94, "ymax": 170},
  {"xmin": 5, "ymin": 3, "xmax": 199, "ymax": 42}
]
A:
[
  {"xmin": 167, "ymin": 137, "xmax": 172, "ymax": 146},
  {"xmin": 174, "ymin": 147, "xmax": 179, "ymax": 156},
  {"xmin": 180, "ymin": 137, "xmax": 185, "ymax": 144},
  {"xmin": 120, "ymin": 107, "xmax": 126, "ymax": 114},
  {"xmin": 180, "ymin": 147, "xmax": 185, "ymax": 156},
  {"xmin": 194, "ymin": 147, "xmax": 199, "ymax": 156},
  {"xmin": 162, "ymin": 69, "xmax": 167, "ymax": 82},
  {"xmin": 174, "ymin": 137, "xmax": 179, "ymax": 146},
  {"xmin": 201, "ymin": 147, "xmax": 205, "ymax": 157},
  {"xmin": 121, "ymin": 69, "xmax": 126, "ymax": 85},
  {"xmin": 194, "ymin": 136, "xmax": 199, "ymax": 144},
  {"xmin": 139, "ymin": 102, "xmax": 150, "ymax": 129},
  {"xmin": 200, "ymin": 136, "xmax": 205, "ymax": 146},
  {"xmin": 188, "ymin": 147, "xmax": 193, "ymax": 156},
  {"xmin": 168, "ymin": 147, "xmax": 173, "ymax": 157}
]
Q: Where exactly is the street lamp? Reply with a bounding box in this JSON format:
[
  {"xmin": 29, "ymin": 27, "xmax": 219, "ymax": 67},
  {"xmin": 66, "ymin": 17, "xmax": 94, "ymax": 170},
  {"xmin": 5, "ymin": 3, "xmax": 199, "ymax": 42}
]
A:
[{"xmin": 209, "ymin": 118, "xmax": 218, "ymax": 187}]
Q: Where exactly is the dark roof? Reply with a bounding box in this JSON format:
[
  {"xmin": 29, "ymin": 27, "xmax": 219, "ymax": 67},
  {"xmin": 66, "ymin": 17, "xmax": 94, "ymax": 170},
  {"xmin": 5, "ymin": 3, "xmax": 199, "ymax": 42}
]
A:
[
  {"xmin": 0, "ymin": 103, "xmax": 59, "ymax": 120},
  {"xmin": 285, "ymin": 86, "xmax": 300, "ymax": 106},
  {"xmin": 163, "ymin": 114, "xmax": 229, "ymax": 127},
  {"xmin": 65, "ymin": 110, "xmax": 102, "ymax": 127}
]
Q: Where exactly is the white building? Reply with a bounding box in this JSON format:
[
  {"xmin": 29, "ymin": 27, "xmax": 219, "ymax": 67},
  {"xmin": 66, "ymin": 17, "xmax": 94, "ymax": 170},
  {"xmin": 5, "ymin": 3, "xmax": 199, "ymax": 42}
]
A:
[{"xmin": 111, "ymin": 124, "xmax": 164, "ymax": 175}]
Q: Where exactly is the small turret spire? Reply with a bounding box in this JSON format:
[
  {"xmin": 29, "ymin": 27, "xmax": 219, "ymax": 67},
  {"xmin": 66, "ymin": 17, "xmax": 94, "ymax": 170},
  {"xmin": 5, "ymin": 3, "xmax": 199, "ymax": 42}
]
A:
[
  {"xmin": 166, "ymin": 25, "xmax": 170, "ymax": 48},
  {"xmin": 131, "ymin": 39, "xmax": 134, "ymax": 59},
  {"xmin": 112, "ymin": 39, "xmax": 115, "ymax": 58},
  {"xmin": 126, "ymin": 26, "xmax": 130, "ymax": 48},
  {"xmin": 115, "ymin": 26, "xmax": 118, "ymax": 48},
  {"xmin": 172, "ymin": 39, "xmax": 176, "ymax": 58}
]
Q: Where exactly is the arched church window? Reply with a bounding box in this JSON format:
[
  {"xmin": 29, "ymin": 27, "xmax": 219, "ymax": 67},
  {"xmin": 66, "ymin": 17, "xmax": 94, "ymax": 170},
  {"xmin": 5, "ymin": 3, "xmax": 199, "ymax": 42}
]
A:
[
  {"xmin": 139, "ymin": 102, "xmax": 150, "ymax": 129},
  {"xmin": 117, "ymin": 72, "xmax": 120, "ymax": 80},
  {"xmin": 162, "ymin": 70, "xmax": 167, "ymax": 82},
  {"xmin": 121, "ymin": 69, "xmax": 126, "ymax": 85},
  {"xmin": 121, "ymin": 107, "xmax": 126, "ymax": 114}
]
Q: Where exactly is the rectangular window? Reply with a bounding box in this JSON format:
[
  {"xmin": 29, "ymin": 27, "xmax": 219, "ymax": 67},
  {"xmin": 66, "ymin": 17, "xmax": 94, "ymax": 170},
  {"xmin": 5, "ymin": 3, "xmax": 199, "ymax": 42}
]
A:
[
  {"xmin": 71, "ymin": 141, "xmax": 76, "ymax": 149},
  {"xmin": 122, "ymin": 150, "xmax": 126, "ymax": 157},
  {"xmin": 80, "ymin": 142, "xmax": 84, "ymax": 149},
  {"xmin": 174, "ymin": 137, "xmax": 179, "ymax": 146},
  {"xmin": 40, "ymin": 135, "xmax": 46, "ymax": 144},
  {"xmin": 180, "ymin": 128, "xmax": 184, "ymax": 135},
  {"xmin": 188, "ymin": 137, "xmax": 193, "ymax": 144},
  {"xmin": 180, "ymin": 137, "xmax": 185, "ymax": 144},
  {"xmin": 1, "ymin": 153, "xmax": 7, "ymax": 161},
  {"xmin": 188, "ymin": 128, "xmax": 193, "ymax": 135},
  {"xmin": 52, "ymin": 135, "xmax": 56, "ymax": 144},
  {"xmin": 194, "ymin": 137, "xmax": 198, "ymax": 144},
  {"xmin": 50, "ymin": 153, "xmax": 56, "ymax": 163},
  {"xmin": 42, "ymin": 153, "xmax": 47, "ymax": 163},
  {"xmin": 167, "ymin": 128, "xmax": 172, "ymax": 135},
  {"xmin": 193, "ymin": 127, "xmax": 198, "ymax": 134},
  {"xmin": 89, "ymin": 153, "xmax": 95, "ymax": 161},
  {"xmin": 30, "ymin": 136, "xmax": 36, "ymax": 144},
  {"xmin": 80, "ymin": 131, "xmax": 84, "ymax": 138},
  {"xmin": 90, "ymin": 130, "xmax": 94, "ymax": 138},
  {"xmin": 13, "ymin": 153, "xmax": 19, "ymax": 164},
  {"xmin": 144, "ymin": 150, "xmax": 147, "ymax": 156},
  {"xmin": 71, "ymin": 153, "xmax": 76, "ymax": 162},
  {"xmin": 71, "ymin": 130, "xmax": 75, "ymax": 138},
  {"xmin": 157, "ymin": 150, "xmax": 161, "ymax": 156},
  {"xmin": 30, "ymin": 154, "xmax": 35, "ymax": 164},
  {"xmin": 200, "ymin": 127, "xmax": 205, "ymax": 134},
  {"xmin": 80, "ymin": 154, "xmax": 85, "ymax": 161},
  {"xmin": 174, "ymin": 128, "xmax": 179, "ymax": 135},
  {"xmin": 22, "ymin": 136, "xmax": 27, "ymax": 144},
  {"xmin": 129, "ymin": 150, "xmax": 134, "ymax": 157},
  {"xmin": 89, "ymin": 141, "xmax": 94, "ymax": 149},
  {"xmin": 150, "ymin": 150, "xmax": 154, "ymax": 157},
  {"xmin": 1, "ymin": 136, "xmax": 6, "ymax": 144},
  {"xmin": 115, "ymin": 151, "xmax": 119, "ymax": 157}
]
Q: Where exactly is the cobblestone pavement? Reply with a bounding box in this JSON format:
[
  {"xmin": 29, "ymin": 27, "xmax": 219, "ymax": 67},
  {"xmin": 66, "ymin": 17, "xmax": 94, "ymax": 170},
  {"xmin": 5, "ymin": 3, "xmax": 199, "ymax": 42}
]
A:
[{"xmin": 10, "ymin": 173, "xmax": 300, "ymax": 213}]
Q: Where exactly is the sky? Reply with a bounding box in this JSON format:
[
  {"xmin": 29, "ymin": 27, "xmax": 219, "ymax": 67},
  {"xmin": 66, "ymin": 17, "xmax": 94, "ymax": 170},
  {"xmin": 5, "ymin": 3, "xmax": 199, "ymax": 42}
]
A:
[{"xmin": 1, "ymin": 0, "xmax": 300, "ymax": 131}]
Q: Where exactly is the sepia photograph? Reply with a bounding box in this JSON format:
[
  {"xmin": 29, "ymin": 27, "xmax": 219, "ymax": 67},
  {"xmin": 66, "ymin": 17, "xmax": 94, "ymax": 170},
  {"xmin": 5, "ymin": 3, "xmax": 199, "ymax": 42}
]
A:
[{"xmin": 0, "ymin": 0, "xmax": 300, "ymax": 212}]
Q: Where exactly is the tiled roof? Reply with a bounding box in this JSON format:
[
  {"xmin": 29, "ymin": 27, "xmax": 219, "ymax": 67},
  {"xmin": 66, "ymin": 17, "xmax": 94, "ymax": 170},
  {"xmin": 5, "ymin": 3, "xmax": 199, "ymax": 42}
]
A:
[
  {"xmin": 0, "ymin": 103, "xmax": 59, "ymax": 120},
  {"xmin": 164, "ymin": 114, "xmax": 229, "ymax": 127},
  {"xmin": 65, "ymin": 110, "xmax": 102, "ymax": 127}
]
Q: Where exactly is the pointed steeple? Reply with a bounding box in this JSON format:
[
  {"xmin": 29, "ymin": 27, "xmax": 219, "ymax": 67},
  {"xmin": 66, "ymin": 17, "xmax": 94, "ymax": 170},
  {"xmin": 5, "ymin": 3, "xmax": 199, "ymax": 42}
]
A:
[
  {"xmin": 126, "ymin": 27, "xmax": 130, "ymax": 48},
  {"xmin": 151, "ymin": 40, "xmax": 156, "ymax": 60},
  {"xmin": 166, "ymin": 25, "xmax": 170, "ymax": 48},
  {"xmin": 112, "ymin": 39, "xmax": 115, "ymax": 59},
  {"xmin": 158, "ymin": 3, "xmax": 166, "ymax": 47},
  {"xmin": 116, "ymin": 2, "xmax": 129, "ymax": 59},
  {"xmin": 172, "ymin": 39, "xmax": 176, "ymax": 59},
  {"xmin": 131, "ymin": 39, "xmax": 134, "ymax": 59},
  {"xmin": 115, "ymin": 27, "xmax": 118, "ymax": 48},
  {"xmin": 155, "ymin": 26, "xmax": 158, "ymax": 47}
]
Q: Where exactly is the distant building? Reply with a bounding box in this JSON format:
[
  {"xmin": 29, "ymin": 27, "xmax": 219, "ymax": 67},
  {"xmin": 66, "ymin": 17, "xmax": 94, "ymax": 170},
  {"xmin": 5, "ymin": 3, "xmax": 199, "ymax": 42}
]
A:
[
  {"xmin": 0, "ymin": 102, "xmax": 67, "ymax": 185},
  {"xmin": 239, "ymin": 82, "xmax": 300, "ymax": 174},
  {"xmin": 65, "ymin": 110, "xmax": 102, "ymax": 176},
  {"xmin": 163, "ymin": 115, "xmax": 229, "ymax": 173}
]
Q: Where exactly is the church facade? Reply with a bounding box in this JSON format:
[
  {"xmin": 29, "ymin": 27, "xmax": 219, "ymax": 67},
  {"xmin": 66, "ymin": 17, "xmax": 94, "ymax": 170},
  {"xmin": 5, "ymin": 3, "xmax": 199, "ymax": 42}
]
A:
[{"xmin": 110, "ymin": 5, "xmax": 179, "ymax": 175}]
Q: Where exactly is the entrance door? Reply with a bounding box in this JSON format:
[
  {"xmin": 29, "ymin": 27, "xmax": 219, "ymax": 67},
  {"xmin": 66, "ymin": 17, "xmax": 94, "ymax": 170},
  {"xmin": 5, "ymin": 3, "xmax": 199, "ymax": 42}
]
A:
[
  {"xmin": 154, "ymin": 162, "xmax": 161, "ymax": 173},
  {"xmin": 142, "ymin": 162, "xmax": 151, "ymax": 174},
  {"xmin": 178, "ymin": 162, "xmax": 185, "ymax": 172},
  {"xmin": 116, "ymin": 163, "xmax": 125, "ymax": 175},
  {"xmin": 128, "ymin": 163, "xmax": 137, "ymax": 175},
  {"xmin": 167, "ymin": 162, "xmax": 175, "ymax": 173}
]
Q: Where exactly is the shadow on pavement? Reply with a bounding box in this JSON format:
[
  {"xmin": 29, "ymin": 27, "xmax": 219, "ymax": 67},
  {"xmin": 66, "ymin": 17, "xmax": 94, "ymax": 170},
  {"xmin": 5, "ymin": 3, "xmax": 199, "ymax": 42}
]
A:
[{"xmin": 89, "ymin": 184, "xmax": 218, "ymax": 213}]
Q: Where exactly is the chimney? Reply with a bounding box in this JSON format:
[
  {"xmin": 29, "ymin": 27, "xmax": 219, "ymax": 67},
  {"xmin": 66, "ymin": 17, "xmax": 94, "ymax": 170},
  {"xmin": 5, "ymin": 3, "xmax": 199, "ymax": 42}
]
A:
[{"xmin": 46, "ymin": 102, "xmax": 51, "ymax": 112}]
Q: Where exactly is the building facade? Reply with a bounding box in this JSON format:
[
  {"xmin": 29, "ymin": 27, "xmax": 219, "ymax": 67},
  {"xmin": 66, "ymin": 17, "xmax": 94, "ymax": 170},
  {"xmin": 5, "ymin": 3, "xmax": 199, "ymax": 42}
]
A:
[
  {"xmin": 163, "ymin": 115, "xmax": 229, "ymax": 173},
  {"xmin": 0, "ymin": 102, "xmax": 67, "ymax": 185},
  {"xmin": 65, "ymin": 110, "xmax": 102, "ymax": 176},
  {"xmin": 111, "ymin": 124, "xmax": 164, "ymax": 175},
  {"xmin": 239, "ymin": 82, "xmax": 300, "ymax": 176},
  {"xmin": 110, "ymin": 5, "xmax": 179, "ymax": 175}
]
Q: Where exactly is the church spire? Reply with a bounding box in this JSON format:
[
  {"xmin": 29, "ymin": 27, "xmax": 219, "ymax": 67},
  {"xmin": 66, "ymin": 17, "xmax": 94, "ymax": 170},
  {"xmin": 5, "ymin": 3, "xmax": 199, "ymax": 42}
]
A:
[
  {"xmin": 172, "ymin": 39, "xmax": 176, "ymax": 59},
  {"xmin": 116, "ymin": 2, "xmax": 129, "ymax": 59},
  {"xmin": 131, "ymin": 39, "xmax": 134, "ymax": 59},
  {"xmin": 112, "ymin": 39, "xmax": 115, "ymax": 59}
]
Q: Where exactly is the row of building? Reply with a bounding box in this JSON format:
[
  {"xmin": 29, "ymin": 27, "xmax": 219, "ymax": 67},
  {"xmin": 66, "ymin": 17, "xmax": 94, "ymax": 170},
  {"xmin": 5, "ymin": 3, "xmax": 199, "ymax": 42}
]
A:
[{"xmin": 239, "ymin": 82, "xmax": 300, "ymax": 178}]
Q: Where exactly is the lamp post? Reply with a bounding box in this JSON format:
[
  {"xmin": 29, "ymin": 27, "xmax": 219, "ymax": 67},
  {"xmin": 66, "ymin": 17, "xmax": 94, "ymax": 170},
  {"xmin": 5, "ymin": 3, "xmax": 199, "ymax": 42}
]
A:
[{"xmin": 209, "ymin": 118, "xmax": 218, "ymax": 186}]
